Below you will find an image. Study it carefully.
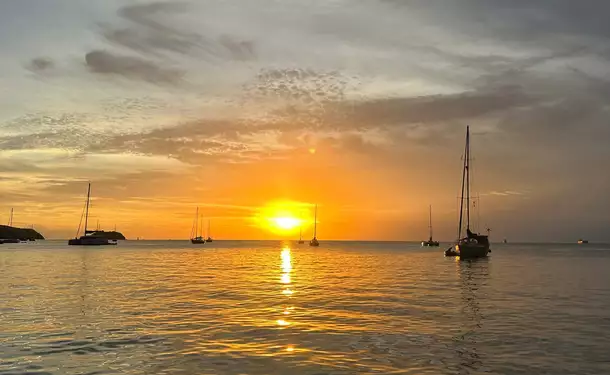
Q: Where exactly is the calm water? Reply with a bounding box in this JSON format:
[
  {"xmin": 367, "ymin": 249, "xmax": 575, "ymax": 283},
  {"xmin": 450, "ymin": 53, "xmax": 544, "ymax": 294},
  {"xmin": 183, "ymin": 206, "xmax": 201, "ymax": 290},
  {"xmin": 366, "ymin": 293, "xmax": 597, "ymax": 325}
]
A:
[{"xmin": 1, "ymin": 241, "xmax": 609, "ymax": 375}]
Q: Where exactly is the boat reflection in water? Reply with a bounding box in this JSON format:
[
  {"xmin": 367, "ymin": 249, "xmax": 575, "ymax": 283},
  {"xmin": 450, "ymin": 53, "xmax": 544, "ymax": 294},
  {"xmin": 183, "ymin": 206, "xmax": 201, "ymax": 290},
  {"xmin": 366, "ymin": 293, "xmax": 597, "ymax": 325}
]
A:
[{"xmin": 453, "ymin": 257, "xmax": 490, "ymax": 371}]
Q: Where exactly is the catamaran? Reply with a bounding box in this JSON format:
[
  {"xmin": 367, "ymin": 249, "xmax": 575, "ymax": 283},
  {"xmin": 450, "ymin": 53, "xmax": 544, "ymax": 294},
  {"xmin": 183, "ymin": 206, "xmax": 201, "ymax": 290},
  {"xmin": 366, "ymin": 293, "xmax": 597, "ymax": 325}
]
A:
[
  {"xmin": 309, "ymin": 204, "xmax": 319, "ymax": 247},
  {"xmin": 421, "ymin": 205, "xmax": 440, "ymax": 247},
  {"xmin": 445, "ymin": 126, "xmax": 490, "ymax": 259},
  {"xmin": 68, "ymin": 183, "xmax": 117, "ymax": 246}
]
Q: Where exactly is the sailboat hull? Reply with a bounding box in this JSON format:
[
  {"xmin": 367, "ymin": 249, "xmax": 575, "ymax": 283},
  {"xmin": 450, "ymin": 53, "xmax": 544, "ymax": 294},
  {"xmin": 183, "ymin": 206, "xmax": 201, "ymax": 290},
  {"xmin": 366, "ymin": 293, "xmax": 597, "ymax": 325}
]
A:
[
  {"xmin": 422, "ymin": 241, "xmax": 439, "ymax": 247},
  {"xmin": 456, "ymin": 243, "xmax": 489, "ymax": 259},
  {"xmin": 191, "ymin": 238, "xmax": 205, "ymax": 244},
  {"xmin": 68, "ymin": 237, "xmax": 117, "ymax": 246},
  {"xmin": 446, "ymin": 238, "xmax": 490, "ymax": 258}
]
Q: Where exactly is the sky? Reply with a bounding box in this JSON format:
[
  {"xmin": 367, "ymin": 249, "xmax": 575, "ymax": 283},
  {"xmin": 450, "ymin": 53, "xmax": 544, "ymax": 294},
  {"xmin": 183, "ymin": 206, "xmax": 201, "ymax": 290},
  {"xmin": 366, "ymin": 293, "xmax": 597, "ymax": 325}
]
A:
[{"xmin": 0, "ymin": 0, "xmax": 609, "ymax": 241}]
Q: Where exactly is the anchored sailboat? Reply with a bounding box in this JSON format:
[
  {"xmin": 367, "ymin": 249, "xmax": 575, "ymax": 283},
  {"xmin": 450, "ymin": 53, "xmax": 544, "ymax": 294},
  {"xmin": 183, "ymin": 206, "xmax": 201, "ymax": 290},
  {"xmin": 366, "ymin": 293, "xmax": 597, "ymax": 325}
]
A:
[
  {"xmin": 206, "ymin": 220, "xmax": 213, "ymax": 242},
  {"xmin": 68, "ymin": 183, "xmax": 117, "ymax": 246},
  {"xmin": 298, "ymin": 225, "xmax": 305, "ymax": 244},
  {"xmin": 191, "ymin": 207, "xmax": 205, "ymax": 244},
  {"xmin": 297, "ymin": 211, "xmax": 305, "ymax": 244},
  {"xmin": 421, "ymin": 205, "xmax": 439, "ymax": 247},
  {"xmin": 309, "ymin": 204, "xmax": 319, "ymax": 247},
  {"xmin": 445, "ymin": 126, "xmax": 490, "ymax": 259}
]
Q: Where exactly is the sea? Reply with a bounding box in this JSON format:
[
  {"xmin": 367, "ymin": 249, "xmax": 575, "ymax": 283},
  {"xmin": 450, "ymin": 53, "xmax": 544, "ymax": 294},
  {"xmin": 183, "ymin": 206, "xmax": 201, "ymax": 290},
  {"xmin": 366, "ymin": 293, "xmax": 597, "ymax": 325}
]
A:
[{"xmin": 1, "ymin": 240, "xmax": 609, "ymax": 375}]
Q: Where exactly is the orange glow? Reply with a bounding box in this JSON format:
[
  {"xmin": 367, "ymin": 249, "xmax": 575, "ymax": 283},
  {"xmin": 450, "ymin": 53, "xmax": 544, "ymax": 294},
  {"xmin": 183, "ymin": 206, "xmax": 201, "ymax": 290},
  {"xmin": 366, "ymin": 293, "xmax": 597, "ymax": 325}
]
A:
[
  {"xmin": 273, "ymin": 217, "xmax": 300, "ymax": 230},
  {"xmin": 308, "ymin": 148, "xmax": 316, "ymax": 154},
  {"xmin": 28, "ymin": 144, "xmax": 444, "ymax": 240},
  {"xmin": 257, "ymin": 201, "xmax": 309, "ymax": 236}
]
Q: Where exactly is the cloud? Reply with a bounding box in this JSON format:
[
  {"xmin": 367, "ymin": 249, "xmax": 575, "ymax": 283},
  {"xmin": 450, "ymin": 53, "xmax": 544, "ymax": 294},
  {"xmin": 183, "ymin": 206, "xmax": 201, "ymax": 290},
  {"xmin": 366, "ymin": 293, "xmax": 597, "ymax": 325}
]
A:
[
  {"xmin": 25, "ymin": 57, "xmax": 55, "ymax": 73},
  {"xmin": 84, "ymin": 50, "xmax": 183, "ymax": 84},
  {"xmin": 101, "ymin": 1, "xmax": 199, "ymax": 56},
  {"xmin": 6, "ymin": 1, "xmax": 610, "ymax": 240},
  {"xmin": 98, "ymin": 1, "xmax": 256, "ymax": 62}
]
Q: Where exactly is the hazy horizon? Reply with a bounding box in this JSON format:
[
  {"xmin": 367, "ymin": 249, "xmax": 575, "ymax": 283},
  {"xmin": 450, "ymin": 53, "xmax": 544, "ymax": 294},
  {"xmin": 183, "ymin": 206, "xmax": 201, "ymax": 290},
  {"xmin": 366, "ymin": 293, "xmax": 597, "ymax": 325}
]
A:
[{"xmin": 1, "ymin": 1, "xmax": 609, "ymax": 242}]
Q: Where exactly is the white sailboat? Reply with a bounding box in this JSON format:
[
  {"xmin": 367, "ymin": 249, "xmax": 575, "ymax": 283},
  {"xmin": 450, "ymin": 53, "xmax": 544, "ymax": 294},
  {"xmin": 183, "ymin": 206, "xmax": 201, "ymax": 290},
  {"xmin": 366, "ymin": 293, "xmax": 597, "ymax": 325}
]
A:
[{"xmin": 421, "ymin": 205, "xmax": 439, "ymax": 247}]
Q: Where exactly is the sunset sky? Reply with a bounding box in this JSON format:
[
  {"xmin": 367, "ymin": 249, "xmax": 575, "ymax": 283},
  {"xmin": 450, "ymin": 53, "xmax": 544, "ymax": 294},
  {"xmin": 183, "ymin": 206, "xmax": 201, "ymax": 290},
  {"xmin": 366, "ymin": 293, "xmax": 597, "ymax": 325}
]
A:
[{"xmin": 1, "ymin": 1, "xmax": 609, "ymax": 241}]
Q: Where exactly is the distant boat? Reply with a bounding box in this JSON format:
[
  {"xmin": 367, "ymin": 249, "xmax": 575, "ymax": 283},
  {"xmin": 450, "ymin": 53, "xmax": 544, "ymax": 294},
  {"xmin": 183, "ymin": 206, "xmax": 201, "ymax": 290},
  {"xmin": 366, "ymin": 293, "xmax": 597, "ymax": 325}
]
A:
[
  {"xmin": 503, "ymin": 238, "xmax": 508, "ymax": 244},
  {"xmin": 68, "ymin": 183, "xmax": 117, "ymax": 246},
  {"xmin": 191, "ymin": 207, "xmax": 205, "ymax": 244},
  {"xmin": 421, "ymin": 205, "xmax": 440, "ymax": 247},
  {"xmin": 309, "ymin": 204, "xmax": 319, "ymax": 247},
  {"xmin": 205, "ymin": 220, "xmax": 213, "ymax": 242},
  {"xmin": 577, "ymin": 239, "xmax": 589, "ymax": 244},
  {"xmin": 445, "ymin": 126, "xmax": 490, "ymax": 259},
  {"xmin": 298, "ymin": 213, "xmax": 305, "ymax": 244}
]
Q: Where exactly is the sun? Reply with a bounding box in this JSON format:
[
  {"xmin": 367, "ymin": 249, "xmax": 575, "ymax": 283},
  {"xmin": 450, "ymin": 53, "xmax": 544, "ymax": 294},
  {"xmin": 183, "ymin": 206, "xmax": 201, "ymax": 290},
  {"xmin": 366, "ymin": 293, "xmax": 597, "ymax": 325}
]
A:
[
  {"xmin": 257, "ymin": 201, "xmax": 310, "ymax": 235},
  {"xmin": 273, "ymin": 217, "xmax": 301, "ymax": 230}
]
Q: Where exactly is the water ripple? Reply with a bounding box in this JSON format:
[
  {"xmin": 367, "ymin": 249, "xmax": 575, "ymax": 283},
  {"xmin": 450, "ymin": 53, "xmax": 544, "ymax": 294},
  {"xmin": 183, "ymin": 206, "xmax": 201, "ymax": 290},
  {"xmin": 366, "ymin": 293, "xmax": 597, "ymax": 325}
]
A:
[{"xmin": 1, "ymin": 241, "xmax": 610, "ymax": 374}]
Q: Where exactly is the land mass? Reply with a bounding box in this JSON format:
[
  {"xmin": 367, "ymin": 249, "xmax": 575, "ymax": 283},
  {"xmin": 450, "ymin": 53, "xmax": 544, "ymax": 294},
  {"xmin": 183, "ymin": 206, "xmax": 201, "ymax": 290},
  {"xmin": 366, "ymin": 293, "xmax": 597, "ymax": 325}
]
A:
[{"xmin": 0, "ymin": 225, "xmax": 45, "ymax": 240}]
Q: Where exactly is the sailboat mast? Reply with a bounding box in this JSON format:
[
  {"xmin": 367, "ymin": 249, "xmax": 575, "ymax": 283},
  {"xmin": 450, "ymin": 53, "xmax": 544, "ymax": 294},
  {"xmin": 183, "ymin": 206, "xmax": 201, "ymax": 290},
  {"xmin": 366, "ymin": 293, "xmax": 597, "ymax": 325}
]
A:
[
  {"xmin": 429, "ymin": 205, "xmax": 433, "ymax": 240},
  {"xmin": 457, "ymin": 128, "xmax": 468, "ymax": 239},
  {"xmin": 84, "ymin": 183, "xmax": 91, "ymax": 234},
  {"xmin": 200, "ymin": 214, "xmax": 203, "ymax": 238},
  {"xmin": 313, "ymin": 204, "xmax": 318, "ymax": 237},
  {"xmin": 195, "ymin": 207, "xmax": 199, "ymax": 237},
  {"xmin": 466, "ymin": 126, "xmax": 471, "ymax": 231}
]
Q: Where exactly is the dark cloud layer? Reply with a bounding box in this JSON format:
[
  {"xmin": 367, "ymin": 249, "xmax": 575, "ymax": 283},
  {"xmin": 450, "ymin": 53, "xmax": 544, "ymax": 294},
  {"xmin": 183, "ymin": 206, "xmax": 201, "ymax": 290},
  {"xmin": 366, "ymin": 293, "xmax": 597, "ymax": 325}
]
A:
[
  {"xmin": 25, "ymin": 57, "xmax": 55, "ymax": 73},
  {"xmin": 84, "ymin": 50, "xmax": 183, "ymax": 84},
  {"xmin": 99, "ymin": 1, "xmax": 256, "ymax": 62}
]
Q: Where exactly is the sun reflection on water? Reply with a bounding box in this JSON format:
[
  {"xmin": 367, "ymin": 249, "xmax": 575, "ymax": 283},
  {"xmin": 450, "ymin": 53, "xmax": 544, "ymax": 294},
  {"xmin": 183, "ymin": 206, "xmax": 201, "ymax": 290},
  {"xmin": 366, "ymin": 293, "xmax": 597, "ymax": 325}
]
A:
[
  {"xmin": 278, "ymin": 246, "xmax": 295, "ymax": 345},
  {"xmin": 281, "ymin": 247, "xmax": 292, "ymax": 273}
]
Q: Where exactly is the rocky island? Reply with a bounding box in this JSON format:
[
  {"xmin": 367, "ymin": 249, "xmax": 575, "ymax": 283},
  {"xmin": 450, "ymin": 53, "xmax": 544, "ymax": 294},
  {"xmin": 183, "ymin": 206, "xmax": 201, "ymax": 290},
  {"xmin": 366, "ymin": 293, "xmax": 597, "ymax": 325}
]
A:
[{"xmin": 0, "ymin": 225, "xmax": 45, "ymax": 241}]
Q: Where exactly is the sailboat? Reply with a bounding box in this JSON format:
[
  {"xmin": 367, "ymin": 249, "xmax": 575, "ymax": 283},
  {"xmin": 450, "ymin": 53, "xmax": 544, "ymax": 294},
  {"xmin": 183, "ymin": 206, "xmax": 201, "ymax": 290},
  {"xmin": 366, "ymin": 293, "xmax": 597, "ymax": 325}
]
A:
[
  {"xmin": 421, "ymin": 205, "xmax": 440, "ymax": 247},
  {"xmin": 68, "ymin": 183, "xmax": 117, "ymax": 246},
  {"xmin": 445, "ymin": 126, "xmax": 490, "ymax": 259},
  {"xmin": 309, "ymin": 204, "xmax": 319, "ymax": 247},
  {"xmin": 297, "ymin": 210, "xmax": 305, "ymax": 244},
  {"xmin": 298, "ymin": 224, "xmax": 305, "ymax": 244},
  {"xmin": 190, "ymin": 207, "xmax": 205, "ymax": 244},
  {"xmin": 205, "ymin": 220, "xmax": 213, "ymax": 242}
]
